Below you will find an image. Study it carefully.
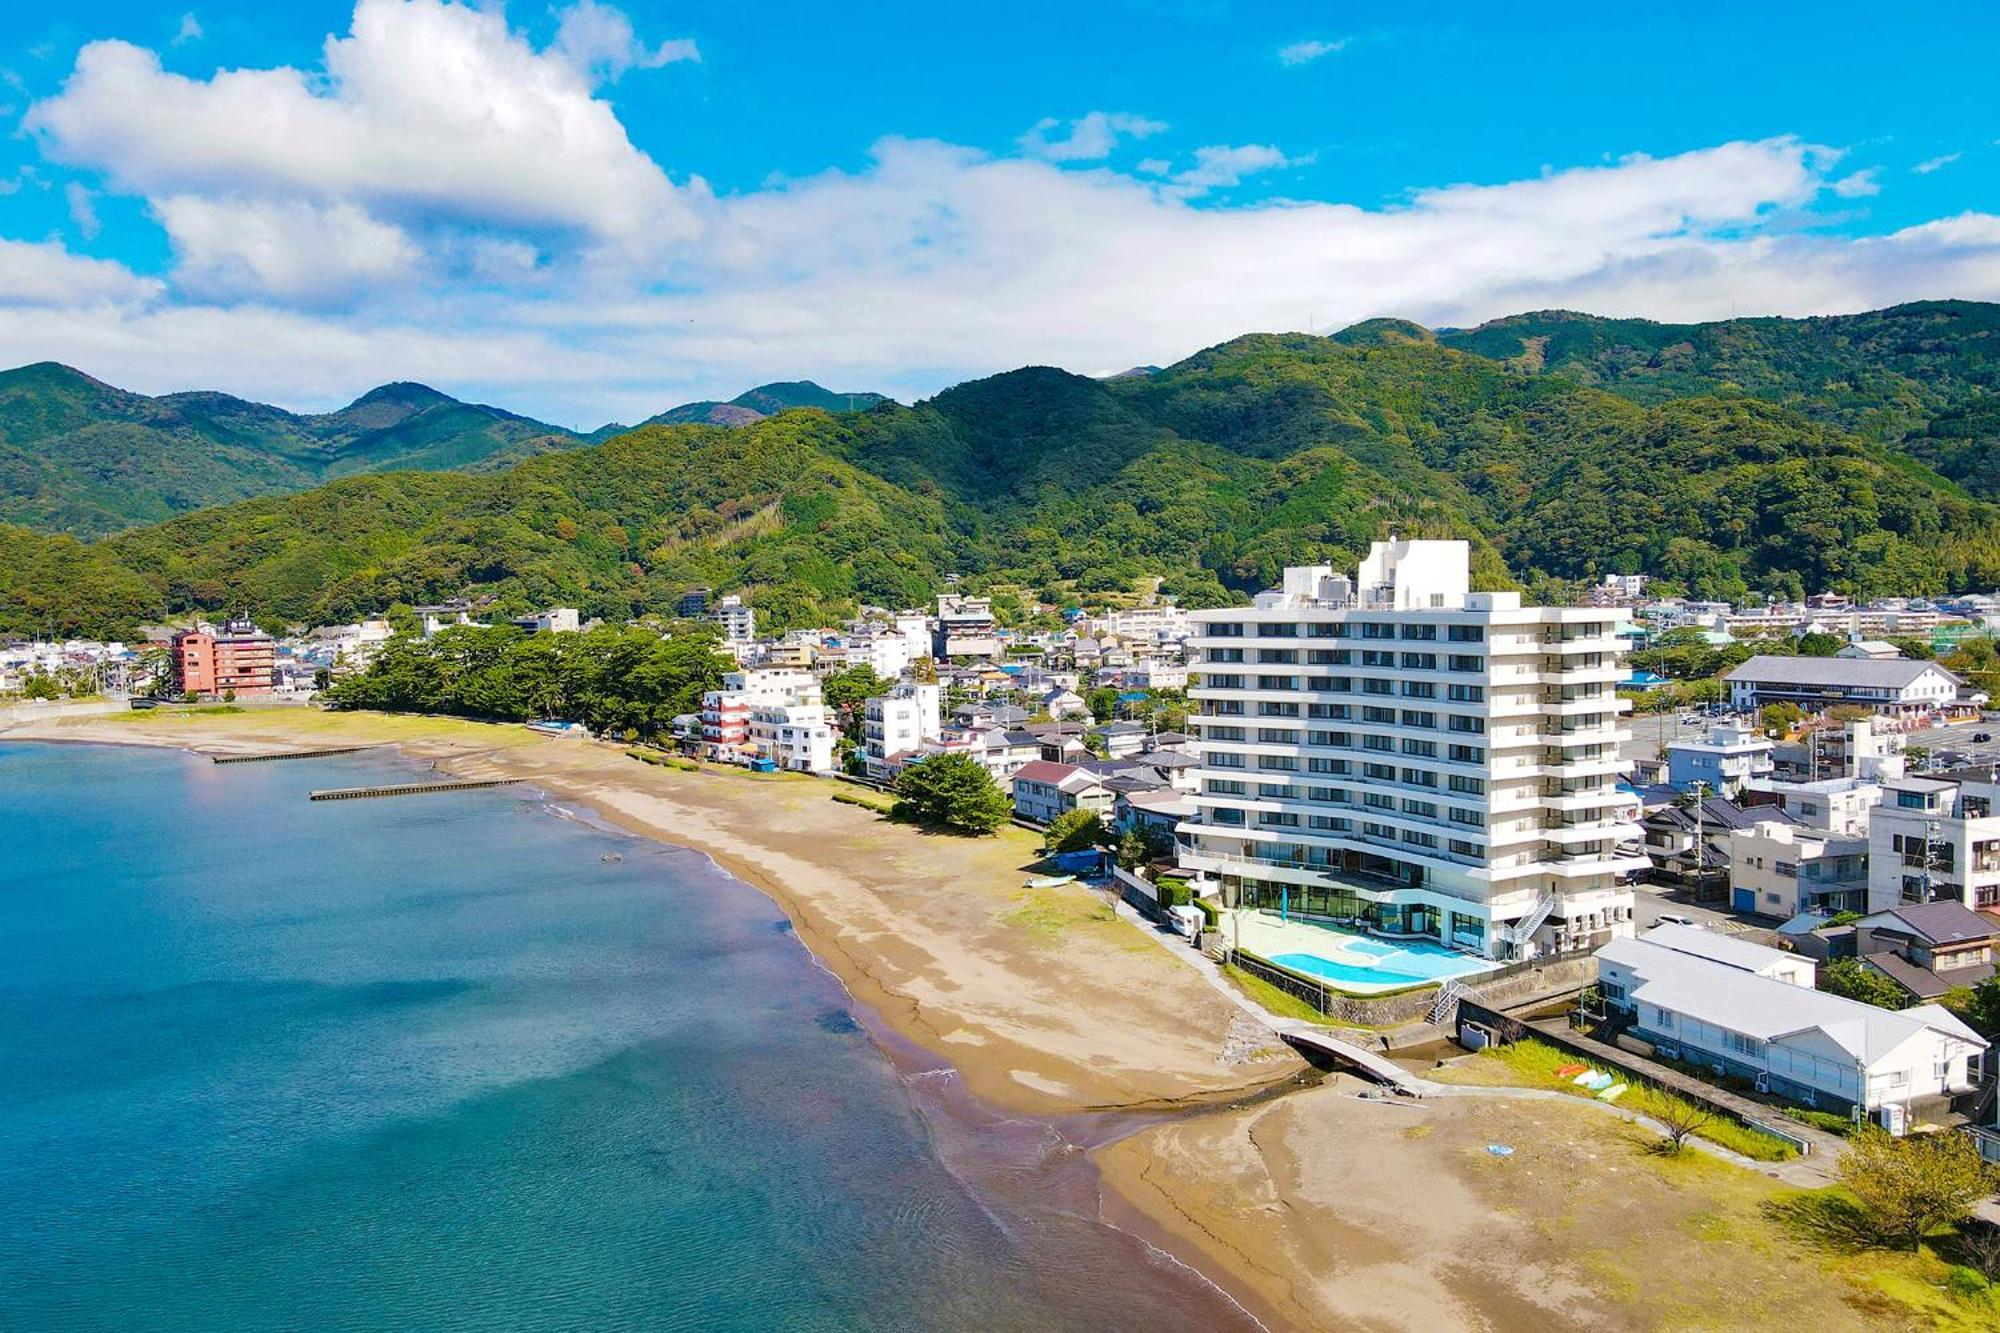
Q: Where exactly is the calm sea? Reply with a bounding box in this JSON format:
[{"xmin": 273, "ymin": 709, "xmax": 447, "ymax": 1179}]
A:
[{"xmin": 0, "ymin": 742, "xmax": 1258, "ymax": 1332}]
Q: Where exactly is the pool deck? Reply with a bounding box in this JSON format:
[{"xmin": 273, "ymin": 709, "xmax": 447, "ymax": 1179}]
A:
[{"xmin": 1226, "ymin": 910, "xmax": 1498, "ymax": 994}]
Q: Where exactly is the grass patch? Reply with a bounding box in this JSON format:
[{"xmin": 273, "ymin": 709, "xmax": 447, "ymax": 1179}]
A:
[
  {"xmin": 830, "ymin": 788, "xmax": 896, "ymax": 814},
  {"xmin": 1478, "ymin": 1038, "xmax": 1796, "ymax": 1161},
  {"xmin": 1002, "ymin": 888, "xmax": 1117, "ymax": 940},
  {"xmin": 1222, "ymin": 962, "xmax": 1332, "ymax": 1024},
  {"xmin": 625, "ymin": 747, "xmax": 699, "ymax": 772},
  {"xmin": 109, "ymin": 703, "xmax": 246, "ymax": 719}
]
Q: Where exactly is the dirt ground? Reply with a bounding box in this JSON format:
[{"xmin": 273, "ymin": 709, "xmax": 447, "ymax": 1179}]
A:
[{"xmin": 1097, "ymin": 1077, "xmax": 1940, "ymax": 1332}]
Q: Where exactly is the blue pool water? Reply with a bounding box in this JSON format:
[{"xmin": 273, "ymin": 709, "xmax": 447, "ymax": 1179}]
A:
[
  {"xmin": 1269, "ymin": 932, "xmax": 1490, "ymax": 988},
  {"xmin": 0, "ymin": 742, "xmax": 1256, "ymax": 1332}
]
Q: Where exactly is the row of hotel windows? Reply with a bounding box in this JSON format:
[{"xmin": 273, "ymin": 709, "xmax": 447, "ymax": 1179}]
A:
[
  {"xmin": 1204, "ymin": 648, "xmax": 1490, "ymax": 671},
  {"xmin": 1209, "ymin": 793, "xmax": 1489, "ymax": 828},
  {"xmin": 1205, "ymin": 745, "xmax": 1489, "ymax": 772},
  {"xmin": 1201, "ymin": 714, "xmax": 1484, "ymax": 743},
  {"xmin": 1207, "ymin": 773, "xmax": 1488, "ymax": 798},
  {"xmin": 1204, "ymin": 622, "xmax": 1491, "ymax": 641},
  {"xmin": 1205, "ymin": 810, "xmax": 1483, "ymax": 856}
]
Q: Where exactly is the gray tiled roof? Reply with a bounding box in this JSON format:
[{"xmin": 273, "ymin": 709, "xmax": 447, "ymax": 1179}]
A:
[{"xmin": 1724, "ymin": 655, "xmax": 1960, "ymax": 688}]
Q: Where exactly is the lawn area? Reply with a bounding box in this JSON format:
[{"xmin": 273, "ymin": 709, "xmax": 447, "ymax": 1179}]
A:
[
  {"xmin": 1447, "ymin": 1037, "xmax": 1798, "ymax": 1162},
  {"xmin": 1222, "ymin": 962, "xmax": 1330, "ymax": 1025}
]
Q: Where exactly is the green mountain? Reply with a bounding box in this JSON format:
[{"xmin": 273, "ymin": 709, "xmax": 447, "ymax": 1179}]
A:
[
  {"xmin": 643, "ymin": 380, "xmax": 888, "ymax": 427},
  {"xmin": 0, "ymin": 363, "xmax": 584, "ymax": 537},
  {"xmin": 1434, "ymin": 301, "xmax": 2000, "ymax": 496},
  {"xmin": 7, "ymin": 308, "xmax": 2000, "ymax": 641}
]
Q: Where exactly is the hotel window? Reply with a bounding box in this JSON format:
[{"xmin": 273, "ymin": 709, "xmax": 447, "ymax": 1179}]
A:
[
  {"xmin": 1448, "ymin": 744, "xmax": 1486, "ymax": 764},
  {"xmin": 1402, "ymin": 710, "xmax": 1436, "ymax": 729},
  {"xmin": 1448, "ymin": 716, "xmax": 1486, "ymax": 734},
  {"xmin": 1448, "ymin": 625, "xmax": 1485, "ymax": 642},
  {"xmin": 1448, "ymin": 654, "xmax": 1484, "ymax": 672}
]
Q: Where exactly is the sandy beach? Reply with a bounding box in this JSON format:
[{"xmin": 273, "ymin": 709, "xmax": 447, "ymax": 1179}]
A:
[{"xmin": 3, "ymin": 705, "xmax": 1946, "ymax": 1331}]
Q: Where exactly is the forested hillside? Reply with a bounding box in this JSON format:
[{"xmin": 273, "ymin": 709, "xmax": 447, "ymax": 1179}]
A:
[
  {"xmin": 1436, "ymin": 300, "xmax": 2000, "ymax": 495},
  {"xmin": 5, "ymin": 307, "xmax": 2000, "ymax": 640},
  {"xmin": 0, "ymin": 364, "xmax": 582, "ymax": 536}
]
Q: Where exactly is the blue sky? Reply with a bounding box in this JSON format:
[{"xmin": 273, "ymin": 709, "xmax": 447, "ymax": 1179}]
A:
[{"xmin": 0, "ymin": 1, "xmax": 1994, "ymax": 425}]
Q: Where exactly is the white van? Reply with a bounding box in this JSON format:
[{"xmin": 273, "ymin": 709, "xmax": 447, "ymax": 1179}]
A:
[{"xmin": 1167, "ymin": 905, "xmax": 1205, "ymax": 939}]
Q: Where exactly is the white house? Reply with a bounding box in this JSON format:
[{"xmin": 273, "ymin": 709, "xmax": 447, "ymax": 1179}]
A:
[
  {"xmin": 1665, "ymin": 725, "xmax": 1774, "ymax": 795},
  {"xmin": 1597, "ymin": 933, "xmax": 1985, "ymax": 1116},
  {"xmin": 1727, "ymin": 821, "xmax": 1871, "ymax": 918},
  {"xmin": 1868, "ymin": 775, "xmax": 2000, "ymax": 913}
]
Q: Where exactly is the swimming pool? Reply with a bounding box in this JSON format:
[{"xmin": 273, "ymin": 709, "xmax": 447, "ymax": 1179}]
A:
[{"xmin": 1230, "ymin": 911, "xmax": 1496, "ymax": 994}]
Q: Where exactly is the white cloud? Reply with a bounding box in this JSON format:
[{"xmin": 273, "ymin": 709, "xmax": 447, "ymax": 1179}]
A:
[
  {"xmin": 1830, "ymin": 168, "xmax": 1880, "ymax": 198},
  {"xmin": 1135, "ymin": 158, "xmax": 1171, "ymax": 176},
  {"xmin": 552, "ymin": 0, "xmax": 698, "ymax": 84},
  {"xmin": 64, "ymin": 181, "xmax": 100, "ymax": 239},
  {"xmin": 1279, "ymin": 38, "xmax": 1345, "ymax": 66},
  {"xmin": 0, "ymin": 237, "xmax": 160, "ymax": 308},
  {"xmin": 26, "ymin": 0, "xmax": 698, "ymax": 262},
  {"xmin": 1019, "ymin": 111, "xmax": 1167, "ymax": 162},
  {"xmin": 1175, "ymin": 143, "xmax": 1293, "ymax": 191},
  {"xmin": 1915, "ymin": 152, "xmax": 1962, "ymax": 175},
  {"xmin": 172, "ymin": 13, "xmax": 203, "ymax": 46},
  {"xmin": 153, "ymin": 196, "xmax": 421, "ymax": 302}
]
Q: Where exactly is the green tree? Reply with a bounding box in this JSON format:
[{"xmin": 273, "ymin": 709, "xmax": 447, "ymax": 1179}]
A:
[
  {"xmin": 1086, "ymin": 685, "xmax": 1120, "ymax": 721},
  {"xmin": 1760, "ymin": 701, "xmax": 1805, "ymax": 736},
  {"xmin": 1837, "ymin": 1127, "xmax": 2000, "ymax": 1250},
  {"xmin": 1116, "ymin": 825, "xmax": 1149, "ymax": 869},
  {"xmin": 1820, "ymin": 958, "xmax": 1910, "ymax": 1010},
  {"xmin": 21, "ymin": 672, "xmax": 60, "ymax": 700},
  {"xmin": 822, "ymin": 665, "xmax": 889, "ymax": 741},
  {"xmin": 892, "ymin": 753, "xmax": 1011, "ymax": 834},
  {"xmin": 1043, "ymin": 808, "xmax": 1106, "ymax": 853},
  {"xmin": 1796, "ymin": 631, "xmax": 1844, "ymax": 657}
]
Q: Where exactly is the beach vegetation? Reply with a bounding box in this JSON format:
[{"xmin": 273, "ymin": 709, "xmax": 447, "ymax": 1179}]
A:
[
  {"xmin": 1042, "ymin": 808, "xmax": 1106, "ymax": 853},
  {"xmin": 324, "ymin": 624, "xmax": 728, "ymax": 740},
  {"xmin": 1837, "ymin": 1127, "xmax": 2000, "ymax": 1250},
  {"xmin": 890, "ymin": 752, "xmax": 1012, "ymax": 834}
]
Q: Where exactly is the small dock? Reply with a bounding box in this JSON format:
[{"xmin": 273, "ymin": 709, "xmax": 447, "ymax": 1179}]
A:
[
  {"xmin": 214, "ymin": 745, "xmax": 383, "ymax": 765},
  {"xmin": 308, "ymin": 778, "xmax": 518, "ymax": 802}
]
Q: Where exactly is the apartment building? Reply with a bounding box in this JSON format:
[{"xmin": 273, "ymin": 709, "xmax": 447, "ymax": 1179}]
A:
[
  {"xmin": 1665, "ymin": 724, "xmax": 1774, "ymax": 795},
  {"xmin": 170, "ymin": 620, "xmax": 275, "ymax": 698},
  {"xmin": 1178, "ymin": 539, "xmax": 1643, "ymax": 960},
  {"xmin": 934, "ymin": 595, "xmax": 1001, "ymax": 659},
  {"xmin": 713, "ymin": 595, "xmax": 757, "ymax": 645},
  {"xmin": 1868, "ymin": 775, "xmax": 2000, "ymax": 912},
  {"xmin": 863, "ymin": 682, "xmax": 942, "ymax": 778},
  {"xmin": 701, "ymin": 668, "xmax": 832, "ymax": 771}
]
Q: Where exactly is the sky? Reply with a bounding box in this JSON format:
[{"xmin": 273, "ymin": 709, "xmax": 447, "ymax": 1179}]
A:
[{"xmin": 0, "ymin": 1, "xmax": 1995, "ymax": 428}]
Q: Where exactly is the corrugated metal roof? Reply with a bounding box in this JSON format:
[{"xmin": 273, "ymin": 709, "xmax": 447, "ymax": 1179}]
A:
[{"xmin": 1724, "ymin": 655, "xmax": 1960, "ymax": 688}]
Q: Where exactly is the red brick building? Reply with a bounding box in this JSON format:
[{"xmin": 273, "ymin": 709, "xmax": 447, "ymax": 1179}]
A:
[{"xmin": 171, "ymin": 620, "xmax": 275, "ymax": 698}]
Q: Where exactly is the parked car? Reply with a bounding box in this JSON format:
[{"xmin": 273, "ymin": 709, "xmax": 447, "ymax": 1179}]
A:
[
  {"xmin": 1936, "ymin": 750, "xmax": 1972, "ymax": 768},
  {"xmin": 1655, "ymin": 912, "xmax": 1699, "ymax": 928},
  {"xmin": 1975, "ymin": 732, "xmax": 1993, "ymax": 743}
]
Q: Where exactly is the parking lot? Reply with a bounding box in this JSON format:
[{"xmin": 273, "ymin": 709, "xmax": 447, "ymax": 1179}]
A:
[{"xmin": 1901, "ymin": 718, "xmax": 2000, "ymax": 773}]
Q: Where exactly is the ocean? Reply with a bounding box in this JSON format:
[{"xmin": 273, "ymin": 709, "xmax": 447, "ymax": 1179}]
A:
[{"xmin": 0, "ymin": 742, "xmax": 1258, "ymax": 1332}]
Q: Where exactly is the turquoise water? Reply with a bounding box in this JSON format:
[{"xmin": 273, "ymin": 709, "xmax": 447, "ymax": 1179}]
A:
[
  {"xmin": 1269, "ymin": 931, "xmax": 1489, "ymax": 988},
  {"xmin": 0, "ymin": 742, "xmax": 1255, "ymax": 1332}
]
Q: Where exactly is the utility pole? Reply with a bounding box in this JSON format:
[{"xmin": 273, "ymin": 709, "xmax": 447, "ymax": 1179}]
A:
[{"xmin": 1689, "ymin": 779, "xmax": 1710, "ymax": 894}]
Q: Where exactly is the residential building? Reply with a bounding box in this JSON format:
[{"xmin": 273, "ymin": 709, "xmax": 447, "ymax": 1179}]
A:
[
  {"xmin": 511, "ymin": 607, "xmax": 580, "ymax": 634},
  {"xmin": 1741, "ymin": 775, "xmax": 1883, "ymax": 837},
  {"xmin": 1597, "ymin": 932, "xmax": 1986, "ymax": 1115},
  {"xmin": 945, "ymin": 725, "xmax": 1041, "ymax": 786},
  {"xmin": 1868, "ymin": 775, "xmax": 2000, "ymax": 912},
  {"xmin": 1856, "ymin": 902, "xmax": 2000, "ymax": 1003},
  {"xmin": 415, "ymin": 601, "xmax": 477, "ymax": 638},
  {"xmin": 863, "ymin": 683, "xmax": 942, "ymax": 779},
  {"xmin": 1724, "ymin": 655, "xmax": 1966, "ymax": 718},
  {"xmin": 1039, "ymin": 687, "xmax": 1088, "ymax": 720},
  {"xmin": 1636, "ymin": 921, "xmax": 1818, "ymax": 985},
  {"xmin": 713, "ymin": 595, "xmax": 757, "ymax": 645},
  {"xmin": 1640, "ymin": 796, "xmax": 1796, "ymax": 898},
  {"xmin": 170, "ymin": 620, "xmax": 275, "ymax": 698},
  {"xmin": 935, "ymin": 595, "xmax": 1001, "ymax": 659},
  {"xmin": 1178, "ymin": 539, "xmax": 1643, "ymax": 960},
  {"xmin": 1117, "ymin": 788, "xmax": 1199, "ymax": 853},
  {"xmin": 1094, "ymin": 720, "xmax": 1151, "ymax": 758},
  {"xmin": 1011, "ymin": 760, "xmax": 1116, "ymax": 825},
  {"xmin": 1665, "ymin": 724, "xmax": 1774, "ymax": 795},
  {"xmin": 1727, "ymin": 821, "xmax": 1871, "ymax": 918},
  {"xmin": 701, "ymin": 668, "xmax": 825, "ymax": 768}
]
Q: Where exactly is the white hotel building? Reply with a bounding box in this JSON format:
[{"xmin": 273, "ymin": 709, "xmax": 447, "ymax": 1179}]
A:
[{"xmin": 1178, "ymin": 539, "xmax": 1644, "ymax": 959}]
